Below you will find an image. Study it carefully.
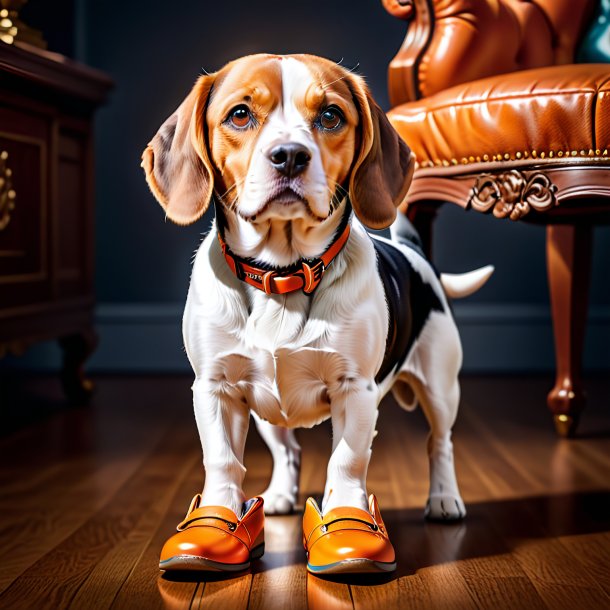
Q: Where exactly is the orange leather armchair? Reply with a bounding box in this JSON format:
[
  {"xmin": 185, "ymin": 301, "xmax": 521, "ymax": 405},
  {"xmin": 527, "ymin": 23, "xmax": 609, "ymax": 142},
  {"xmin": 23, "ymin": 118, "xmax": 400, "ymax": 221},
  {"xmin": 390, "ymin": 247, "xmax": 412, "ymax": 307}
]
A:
[{"xmin": 383, "ymin": 0, "xmax": 610, "ymax": 437}]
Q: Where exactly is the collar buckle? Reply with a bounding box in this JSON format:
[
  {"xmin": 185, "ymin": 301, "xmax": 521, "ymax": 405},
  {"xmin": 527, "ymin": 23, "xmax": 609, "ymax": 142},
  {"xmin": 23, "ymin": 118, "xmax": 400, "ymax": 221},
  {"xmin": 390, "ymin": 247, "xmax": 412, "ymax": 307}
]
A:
[
  {"xmin": 261, "ymin": 270, "xmax": 277, "ymax": 295},
  {"xmin": 302, "ymin": 259, "xmax": 325, "ymax": 294},
  {"xmin": 217, "ymin": 216, "xmax": 350, "ymax": 296}
]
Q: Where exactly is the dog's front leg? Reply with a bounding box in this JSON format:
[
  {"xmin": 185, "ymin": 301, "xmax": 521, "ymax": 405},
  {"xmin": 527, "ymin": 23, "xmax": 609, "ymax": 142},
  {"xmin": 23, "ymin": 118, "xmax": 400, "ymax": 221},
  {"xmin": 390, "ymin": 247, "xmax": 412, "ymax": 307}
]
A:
[
  {"xmin": 193, "ymin": 377, "xmax": 250, "ymax": 516},
  {"xmin": 322, "ymin": 378, "xmax": 380, "ymax": 515}
]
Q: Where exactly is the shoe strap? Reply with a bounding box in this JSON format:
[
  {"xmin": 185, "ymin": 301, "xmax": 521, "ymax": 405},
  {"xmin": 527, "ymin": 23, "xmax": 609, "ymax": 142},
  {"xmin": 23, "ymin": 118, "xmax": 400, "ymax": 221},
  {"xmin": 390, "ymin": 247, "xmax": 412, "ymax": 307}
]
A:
[
  {"xmin": 322, "ymin": 506, "xmax": 378, "ymax": 529},
  {"xmin": 322, "ymin": 516, "xmax": 379, "ymax": 532},
  {"xmin": 177, "ymin": 505, "xmax": 238, "ymax": 531},
  {"xmin": 177, "ymin": 497, "xmax": 264, "ymax": 550},
  {"xmin": 305, "ymin": 505, "xmax": 381, "ymax": 548}
]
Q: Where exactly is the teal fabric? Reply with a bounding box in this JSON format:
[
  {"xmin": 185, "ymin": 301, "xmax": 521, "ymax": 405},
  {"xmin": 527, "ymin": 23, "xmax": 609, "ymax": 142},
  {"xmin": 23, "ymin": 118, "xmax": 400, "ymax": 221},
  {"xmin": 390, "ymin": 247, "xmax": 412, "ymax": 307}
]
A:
[{"xmin": 577, "ymin": 0, "xmax": 610, "ymax": 62}]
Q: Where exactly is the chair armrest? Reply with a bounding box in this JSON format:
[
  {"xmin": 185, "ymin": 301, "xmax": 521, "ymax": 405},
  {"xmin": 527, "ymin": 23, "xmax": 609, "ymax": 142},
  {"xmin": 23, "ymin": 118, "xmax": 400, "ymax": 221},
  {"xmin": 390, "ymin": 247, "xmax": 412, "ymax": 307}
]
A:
[
  {"xmin": 383, "ymin": 0, "xmax": 432, "ymax": 106},
  {"xmin": 381, "ymin": 0, "xmax": 415, "ymax": 20},
  {"xmin": 383, "ymin": 0, "xmax": 597, "ymax": 107}
]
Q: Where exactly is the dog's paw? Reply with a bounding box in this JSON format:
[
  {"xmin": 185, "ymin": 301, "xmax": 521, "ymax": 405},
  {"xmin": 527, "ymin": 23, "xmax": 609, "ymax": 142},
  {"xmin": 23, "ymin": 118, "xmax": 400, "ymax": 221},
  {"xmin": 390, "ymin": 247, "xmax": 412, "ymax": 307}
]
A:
[
  {"xmin": 424, "ymin": 494, "xmax": 466, "ymax": 522},
  {"xmin": 261, "ymin": 490, "xmax": 296, "ymax": 515}
]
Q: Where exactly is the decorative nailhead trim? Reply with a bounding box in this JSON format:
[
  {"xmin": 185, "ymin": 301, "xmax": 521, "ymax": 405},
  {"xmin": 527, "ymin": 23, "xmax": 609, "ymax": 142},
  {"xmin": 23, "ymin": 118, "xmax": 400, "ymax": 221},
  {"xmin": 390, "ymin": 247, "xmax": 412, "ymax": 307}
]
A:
[{"xmin": 417, "ymin": 147, "xmax": 609, "ymax": 168}]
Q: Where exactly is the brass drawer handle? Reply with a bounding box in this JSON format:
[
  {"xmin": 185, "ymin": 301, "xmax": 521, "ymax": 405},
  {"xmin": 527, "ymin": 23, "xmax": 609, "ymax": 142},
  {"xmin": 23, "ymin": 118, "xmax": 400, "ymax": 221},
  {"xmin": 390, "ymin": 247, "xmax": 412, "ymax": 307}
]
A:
[{"xmin": 0, "ymin": 150, "xmax": 16, "ymax": 231}]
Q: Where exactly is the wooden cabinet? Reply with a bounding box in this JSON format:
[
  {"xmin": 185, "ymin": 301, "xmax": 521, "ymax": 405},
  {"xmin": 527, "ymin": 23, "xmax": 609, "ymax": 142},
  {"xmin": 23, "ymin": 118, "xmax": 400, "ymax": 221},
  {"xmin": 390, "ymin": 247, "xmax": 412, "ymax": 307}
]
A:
[{"xmin": 0, "ymin": 41, "xmax": 112, "ymax": 400}]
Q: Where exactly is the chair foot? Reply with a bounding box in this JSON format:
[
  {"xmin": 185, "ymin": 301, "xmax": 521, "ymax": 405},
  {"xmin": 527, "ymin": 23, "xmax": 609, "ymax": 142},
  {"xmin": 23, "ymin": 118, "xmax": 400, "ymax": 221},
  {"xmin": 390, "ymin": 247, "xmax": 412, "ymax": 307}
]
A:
[
  {"xmin": 552, "ymin": 413, "xmax": 579, "ymax": 438},
  {"xmin": 547, "ymin": 381, "xmax": 585, "ymax": 438}
]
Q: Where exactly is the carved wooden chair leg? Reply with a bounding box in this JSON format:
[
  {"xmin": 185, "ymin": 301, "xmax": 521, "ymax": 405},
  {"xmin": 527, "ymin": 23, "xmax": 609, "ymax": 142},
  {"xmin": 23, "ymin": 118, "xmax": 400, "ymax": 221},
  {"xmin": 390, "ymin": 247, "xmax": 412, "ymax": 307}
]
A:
[
  {"xmin": 546, "ymin": 224, "xmax": 593, "ymax": 437},
  {"xmin": 59, "ymin": 329, "xmax": 98, "ymax": 404}
]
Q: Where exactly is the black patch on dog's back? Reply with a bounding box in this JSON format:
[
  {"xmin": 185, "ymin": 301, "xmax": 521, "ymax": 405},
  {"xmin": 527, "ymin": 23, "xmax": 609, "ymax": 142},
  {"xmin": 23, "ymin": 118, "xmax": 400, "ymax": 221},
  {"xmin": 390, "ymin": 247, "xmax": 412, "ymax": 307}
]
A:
[{"xmin": 373, "ymin": 236, "xmax": 444, "ymax": 384}]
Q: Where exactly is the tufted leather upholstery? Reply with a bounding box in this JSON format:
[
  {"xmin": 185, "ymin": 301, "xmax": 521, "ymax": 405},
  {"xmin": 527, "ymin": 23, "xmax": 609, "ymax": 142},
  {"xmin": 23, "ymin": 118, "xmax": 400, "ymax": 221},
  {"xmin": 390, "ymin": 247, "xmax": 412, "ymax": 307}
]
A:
[{"xmin": 389, "ymin": 64, "xmax": 610, "ymax": 167}]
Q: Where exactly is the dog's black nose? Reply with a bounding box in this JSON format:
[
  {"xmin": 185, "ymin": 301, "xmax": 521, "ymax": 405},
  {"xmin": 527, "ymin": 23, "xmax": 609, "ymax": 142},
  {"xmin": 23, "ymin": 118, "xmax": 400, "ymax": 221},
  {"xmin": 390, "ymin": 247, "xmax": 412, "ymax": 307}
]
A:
[{"xmin": 268, "ymin": 143, "xmax": 311, "ymax": 178}]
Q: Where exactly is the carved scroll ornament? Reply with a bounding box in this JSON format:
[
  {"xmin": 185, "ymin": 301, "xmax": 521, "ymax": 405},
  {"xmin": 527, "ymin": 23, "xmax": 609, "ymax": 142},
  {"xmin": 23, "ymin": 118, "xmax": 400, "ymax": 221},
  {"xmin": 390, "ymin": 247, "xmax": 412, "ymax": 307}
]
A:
[
  {"xmin": 0, "ymin": 150, "xmax": 16, "ymax": 231},
  {"xmin": 468, "ymin": 170, "xmax": 557, "ymax": 220}
]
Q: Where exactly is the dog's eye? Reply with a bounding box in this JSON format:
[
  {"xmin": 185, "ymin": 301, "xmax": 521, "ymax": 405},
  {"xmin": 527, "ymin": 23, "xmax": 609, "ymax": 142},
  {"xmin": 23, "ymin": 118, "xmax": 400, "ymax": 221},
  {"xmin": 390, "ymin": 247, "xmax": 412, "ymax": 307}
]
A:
[
  {"xmin": 318, "ymin": 107, "xmax": 344, "ymax": 131},
  {"xmin": 228, "ymin": 105, "xmax": 252, "ymax": 129}
]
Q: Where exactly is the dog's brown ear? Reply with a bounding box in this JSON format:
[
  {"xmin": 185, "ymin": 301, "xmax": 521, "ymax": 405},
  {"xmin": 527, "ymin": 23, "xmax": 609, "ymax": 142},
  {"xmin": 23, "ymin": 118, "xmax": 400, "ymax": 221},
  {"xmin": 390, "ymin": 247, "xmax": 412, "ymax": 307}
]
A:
[
  {"xmin": 141, "ymin": 75, "xmax": 215, "ymax": 225},
  {"xmin": 347, "ymin": 74, "xmax": 415, "ymax": 230}
]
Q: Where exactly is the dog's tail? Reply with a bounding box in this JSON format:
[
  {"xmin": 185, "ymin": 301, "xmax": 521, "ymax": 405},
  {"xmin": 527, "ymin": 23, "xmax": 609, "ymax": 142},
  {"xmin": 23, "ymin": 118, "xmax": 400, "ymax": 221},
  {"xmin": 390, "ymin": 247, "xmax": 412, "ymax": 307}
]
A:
[{"xmin": 440, "ymin": 265, "xmax": 494, "ymax": 299}]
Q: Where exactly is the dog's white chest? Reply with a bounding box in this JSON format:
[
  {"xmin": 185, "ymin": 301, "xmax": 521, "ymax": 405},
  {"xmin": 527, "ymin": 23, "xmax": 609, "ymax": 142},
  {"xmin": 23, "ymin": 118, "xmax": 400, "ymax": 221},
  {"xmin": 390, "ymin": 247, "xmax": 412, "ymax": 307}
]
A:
[
  {"xmin": 237, "ymin": 289, "xmax": 338, "ymax": 428},
  {"xmin": 244, "ymin": 289, "xmax": 309, "ymax": 352}
]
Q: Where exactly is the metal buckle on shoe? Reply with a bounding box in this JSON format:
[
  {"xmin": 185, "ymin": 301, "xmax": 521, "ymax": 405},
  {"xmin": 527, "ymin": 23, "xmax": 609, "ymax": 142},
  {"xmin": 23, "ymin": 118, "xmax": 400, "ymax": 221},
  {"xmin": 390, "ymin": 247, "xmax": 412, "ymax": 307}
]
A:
[{"xmin": 302, "ymin": 258, "xmax": 325, "ymax": 294}]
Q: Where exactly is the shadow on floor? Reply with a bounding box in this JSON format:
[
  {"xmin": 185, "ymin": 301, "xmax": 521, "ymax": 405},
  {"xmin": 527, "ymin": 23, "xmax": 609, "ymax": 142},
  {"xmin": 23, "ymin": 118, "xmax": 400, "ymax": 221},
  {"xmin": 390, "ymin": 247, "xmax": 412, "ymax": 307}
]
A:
[{"xmin": 157, "ymin": 488, "xmax": 610, "ymax": 588}]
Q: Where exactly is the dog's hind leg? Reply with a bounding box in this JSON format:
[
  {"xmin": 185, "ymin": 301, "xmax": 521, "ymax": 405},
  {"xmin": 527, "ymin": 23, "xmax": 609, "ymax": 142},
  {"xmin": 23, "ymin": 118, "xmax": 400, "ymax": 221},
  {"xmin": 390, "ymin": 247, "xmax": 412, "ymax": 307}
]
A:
[
  {"xmin": 252, "ymin": 413, "xmax": 301, "ymax": 515},
  {"xmin": 402, "ymin": 312, "xmax": 466, "ymax": 521}
]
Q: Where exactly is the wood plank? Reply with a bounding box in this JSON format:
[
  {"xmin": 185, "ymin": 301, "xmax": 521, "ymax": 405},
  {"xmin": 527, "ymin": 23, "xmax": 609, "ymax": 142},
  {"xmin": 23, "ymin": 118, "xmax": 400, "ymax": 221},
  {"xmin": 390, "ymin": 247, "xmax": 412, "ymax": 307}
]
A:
[
  {"xmin": 416, "ymin": 563, "xmax": 478, "ymax": 610},
  {"xmin": 110, "ymin": 450, "xmax": 205, "ymax": 609},
  {"xmin": 193, "ymin": 576, "xmax": 252, "ymax": 610},
  {"xmin": 557, "ymin": 532, "xmax": 610, "ymax": 597},
  {"xmin": 512, "ymin": 537, "xmax": 610, "ymax": 610},
  {"xmin": 297, "ymin": 422, "xmax": 333, "ymax": 505},
  {"xmin": 456, "ymin": 403, "xmax": 546, "ymax": 499},
  {"xmin": 459, "ymin": 376, "xmax": 609, "ymax": 494},
  {"xmin": 0, "ymin": 408, "xmax": 197, "ymax": 609},
  {"xmin": 456, "ymin": 555, "xmax": 547, "ymax": 610},
  {"xmin": 307, "ymin": 575, "xmax": 353, "ymax": 609},
  {"xmin": 69, "ymin": 453, "xmax": 201, "ymax": 609},
  {"xmin": 0, "ymin": 390, "xmax": 179, "ymax": 594},
  {"xmin": 378, "ymin": 398, "xmax": 430, "ymax": 511},
  {"xmin": 247, "ymin": 514, "xmax": 308, "ymax": 610},
  {"xmin": 397, "ymin": 573, "xmax": 440, "ymax": 610},
  {"xmin": 351, "ymin": 578, "xmax": 401, "ymax": 610}
]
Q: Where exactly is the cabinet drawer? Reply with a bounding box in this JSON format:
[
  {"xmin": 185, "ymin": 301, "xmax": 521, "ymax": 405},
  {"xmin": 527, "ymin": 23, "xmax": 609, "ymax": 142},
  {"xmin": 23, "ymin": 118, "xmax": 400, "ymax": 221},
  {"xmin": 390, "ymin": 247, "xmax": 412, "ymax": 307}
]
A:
[{"xmin": 0, "ymin": 105, "xmax": 50, "ymax": 311}]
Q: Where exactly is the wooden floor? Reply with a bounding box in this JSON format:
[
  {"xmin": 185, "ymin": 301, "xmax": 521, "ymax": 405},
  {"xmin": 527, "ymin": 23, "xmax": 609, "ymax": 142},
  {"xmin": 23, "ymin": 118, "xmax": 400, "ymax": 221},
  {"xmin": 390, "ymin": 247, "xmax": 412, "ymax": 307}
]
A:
[{"xmin": 0, "ymin": 373, "xmax": 609, "ymax": 610}]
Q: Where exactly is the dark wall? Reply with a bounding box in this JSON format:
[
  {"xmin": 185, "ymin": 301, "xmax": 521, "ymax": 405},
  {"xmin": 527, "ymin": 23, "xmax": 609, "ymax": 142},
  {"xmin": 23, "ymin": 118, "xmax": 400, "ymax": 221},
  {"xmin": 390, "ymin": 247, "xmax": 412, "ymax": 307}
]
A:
[{"xmin": 35, "ymin": 0, "xmax": 610, "ymax": 308}]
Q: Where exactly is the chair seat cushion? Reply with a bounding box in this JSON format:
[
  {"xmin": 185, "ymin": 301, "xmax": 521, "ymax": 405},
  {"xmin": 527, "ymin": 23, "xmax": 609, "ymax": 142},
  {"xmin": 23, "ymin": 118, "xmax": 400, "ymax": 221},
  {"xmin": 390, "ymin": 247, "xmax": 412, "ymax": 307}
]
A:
[{"xmin": 388, "ymin": 64, "xmax": 610, "ymax": 168}]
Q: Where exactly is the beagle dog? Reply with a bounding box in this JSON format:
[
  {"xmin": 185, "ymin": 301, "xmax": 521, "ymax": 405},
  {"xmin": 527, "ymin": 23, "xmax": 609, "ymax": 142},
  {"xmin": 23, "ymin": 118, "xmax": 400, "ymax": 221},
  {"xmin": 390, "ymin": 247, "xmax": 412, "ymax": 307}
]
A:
[{"xmin": 143, "ymin": 53, "xmax": 491, "ymax": 567}]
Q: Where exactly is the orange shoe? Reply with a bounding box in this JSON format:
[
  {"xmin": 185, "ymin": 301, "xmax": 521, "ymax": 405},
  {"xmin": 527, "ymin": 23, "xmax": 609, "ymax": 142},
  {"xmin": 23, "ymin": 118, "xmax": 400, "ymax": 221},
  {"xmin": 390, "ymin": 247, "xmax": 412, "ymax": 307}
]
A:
[
  {"xmin": 159, "ymin": 494, "xmax": 264, "ymax": 572},
  {"xmin": 303, "ymin": 495, "xmax": 396, "ymax": 575}
]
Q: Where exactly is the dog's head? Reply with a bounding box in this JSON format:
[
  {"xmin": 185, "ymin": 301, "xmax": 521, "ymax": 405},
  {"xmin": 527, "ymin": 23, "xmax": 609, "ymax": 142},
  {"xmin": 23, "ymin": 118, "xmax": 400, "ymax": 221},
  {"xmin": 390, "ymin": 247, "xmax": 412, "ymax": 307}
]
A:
[{"xmin": 142, "ymin": 53, "xmax": 414, "ymax": 231}]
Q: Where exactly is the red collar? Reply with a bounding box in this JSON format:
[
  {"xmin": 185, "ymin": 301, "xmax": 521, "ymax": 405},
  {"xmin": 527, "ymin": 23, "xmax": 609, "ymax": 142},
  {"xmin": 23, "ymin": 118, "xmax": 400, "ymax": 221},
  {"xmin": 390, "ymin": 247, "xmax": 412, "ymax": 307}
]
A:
[{"xmin": 218, "ymin": 222, "xmax": 351, "ymax": 295}]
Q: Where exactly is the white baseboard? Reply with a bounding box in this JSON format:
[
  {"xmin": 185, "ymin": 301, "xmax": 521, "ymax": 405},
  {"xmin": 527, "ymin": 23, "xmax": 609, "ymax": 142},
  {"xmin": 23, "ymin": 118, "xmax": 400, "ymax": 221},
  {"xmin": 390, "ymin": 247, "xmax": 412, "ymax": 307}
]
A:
[{"xmin": 2, "ymin": 302, "xmax": 609, "ymax": 373}]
